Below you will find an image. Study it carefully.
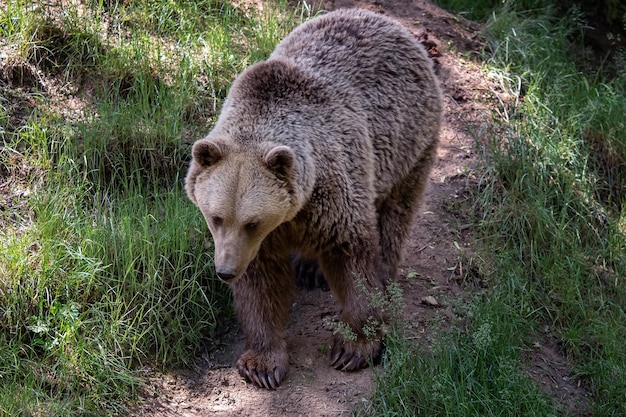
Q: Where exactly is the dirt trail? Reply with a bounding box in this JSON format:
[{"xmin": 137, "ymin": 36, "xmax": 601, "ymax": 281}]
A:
[{"xmin": 131, "ymin": 1, "xmax": 497, "ymax": 415}]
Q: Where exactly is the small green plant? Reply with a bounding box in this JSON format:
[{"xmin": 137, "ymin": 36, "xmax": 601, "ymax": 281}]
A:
[
  {"xmin": 27, "ymin": 300, "xmax": 81, "ymax": 352},
  {"xmin": 323, "ymin": 316, "xmax": 358, "ymax": 342},
  {"xmin": 323, "ymin": 279, "xmax": 405, "ymax": 345}
]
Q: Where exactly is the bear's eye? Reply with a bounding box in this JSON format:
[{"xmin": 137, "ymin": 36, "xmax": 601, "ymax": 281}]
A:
[
  {"xmin": 212, "ymin": 216, "xmax": 224, "ymax": 227},
  {"xmin": 244, "ymin": 222, "xmax": 258, "ymax": 232}
]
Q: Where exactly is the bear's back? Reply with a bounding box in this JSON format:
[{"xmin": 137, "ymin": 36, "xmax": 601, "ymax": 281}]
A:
[
  {"xmin": 271, "ymin": 9, "xmax": 431, "ymax": 90},
  {"xmin": 270, "ymin": 9, "xmax": 442, "ymax": 196}
]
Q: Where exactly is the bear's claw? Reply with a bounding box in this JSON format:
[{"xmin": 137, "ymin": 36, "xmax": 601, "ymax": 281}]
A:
[
  {"xmin": 236, "ymin": 351, "xmax": 288, "ymax": 389},
  {"xmin": 330, "ymin": 345, "xmax": 367, "ymax": 371},
  {"xmin": 330, "ymin": 337, "xmax": 384, "ymax": 371},
  {"xmin": 239, "ymin": 365, "xmax": 286, "ymax": 389}
]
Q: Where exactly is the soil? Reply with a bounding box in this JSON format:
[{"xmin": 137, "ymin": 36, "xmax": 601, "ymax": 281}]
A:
[{"xmin": 0, "ymin": 0, "xmax": 591, "ymax": 415}]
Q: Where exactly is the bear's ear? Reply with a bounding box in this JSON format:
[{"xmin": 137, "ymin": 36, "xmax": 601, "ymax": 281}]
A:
[
  {"xmin": 192, "ymin": 140, "xmax": 224, "ymax": 168},
  {"xmin": 264, "ymin": 146, "xmax": 296, "ymax": 183}
]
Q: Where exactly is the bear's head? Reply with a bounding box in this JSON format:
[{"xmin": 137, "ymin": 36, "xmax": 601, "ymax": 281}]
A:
[{"xmin": 186, "ymin": 139, "xmax": 302, "ymax": 283}]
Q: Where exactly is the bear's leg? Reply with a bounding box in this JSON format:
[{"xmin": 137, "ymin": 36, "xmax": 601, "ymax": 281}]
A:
[
  {"xmin": 292, "ymin": 254, "xmax": 328, "ymax": 290},
  {"xmin": 377, "ymin": 143, "xmax": 438, "ymax": 279},
  {"xmin": 320, "ymin": 233, "xmax": 387, "ymax": 371},
  {"xmin": 231, "ymin": 247, "xmax": 295, "ymax": 389}
]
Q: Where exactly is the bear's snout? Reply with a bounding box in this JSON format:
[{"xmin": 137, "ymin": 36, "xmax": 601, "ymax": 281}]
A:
[{"xmin": 211, "ymin": 231, "xmax": 254, "ymax": 283}]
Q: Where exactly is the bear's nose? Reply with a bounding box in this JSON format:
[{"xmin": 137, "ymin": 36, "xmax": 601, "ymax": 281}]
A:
[{"xmin": 216, "ymin": 271, "xmax": 237, "ymax": 282}]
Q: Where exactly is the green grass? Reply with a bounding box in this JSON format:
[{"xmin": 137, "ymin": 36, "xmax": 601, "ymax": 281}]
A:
[
  {"xmin": 368, "ymin": 2, "xmax": 626, "ymax": 416},
  {"xmin": 479, "ymin": 7, "xmax": 626, "ymax": 414},
  {"xmin": 360, "ymin": 308, "xmax": 554, "ymax": 416},
  {"xmin": 0, "ymin": 0, "xmax": 307, "ymax": 414}
]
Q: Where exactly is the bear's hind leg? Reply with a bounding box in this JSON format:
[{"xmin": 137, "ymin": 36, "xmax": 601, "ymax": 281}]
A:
[
  {"xmin": 231, "ymin": 247, "xmax": 295, "ymax": 389},
  {"xmin": 292, "ymin": 254, "xmax": 328, "ymax": 290},
  {"xmin": 377, "ymin": 143, "xmax": 438, "ymax": 279}
]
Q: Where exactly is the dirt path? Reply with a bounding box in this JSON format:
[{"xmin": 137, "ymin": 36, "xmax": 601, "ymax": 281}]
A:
[{"xmin": 132, "ymin": 1, "xmax": 496, "ymax": 415}]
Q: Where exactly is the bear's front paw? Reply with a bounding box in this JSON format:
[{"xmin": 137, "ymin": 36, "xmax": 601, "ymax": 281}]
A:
[
  {"xmin": 330, "ymin": 335, "xmax": 383, "ymax": 371},
  {"xmin": 236, "ymin": 349, "xmax": 289, "ymax": 389}
]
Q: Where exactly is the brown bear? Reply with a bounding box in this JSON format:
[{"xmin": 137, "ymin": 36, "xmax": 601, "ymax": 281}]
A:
[{"xmin": 185, "ymin": 8, "xmax": 442, "ymax": 389}]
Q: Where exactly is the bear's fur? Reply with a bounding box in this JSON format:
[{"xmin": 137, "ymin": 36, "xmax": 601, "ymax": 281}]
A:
[{"xmin": 185, "ymin": 8, "xmax": 442, "ymax": 389}]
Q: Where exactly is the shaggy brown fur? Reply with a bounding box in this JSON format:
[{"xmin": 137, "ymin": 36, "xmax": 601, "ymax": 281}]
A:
[{"xmin": 185, "ymin": 8, "xmax": 442, "ymax": 389}]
